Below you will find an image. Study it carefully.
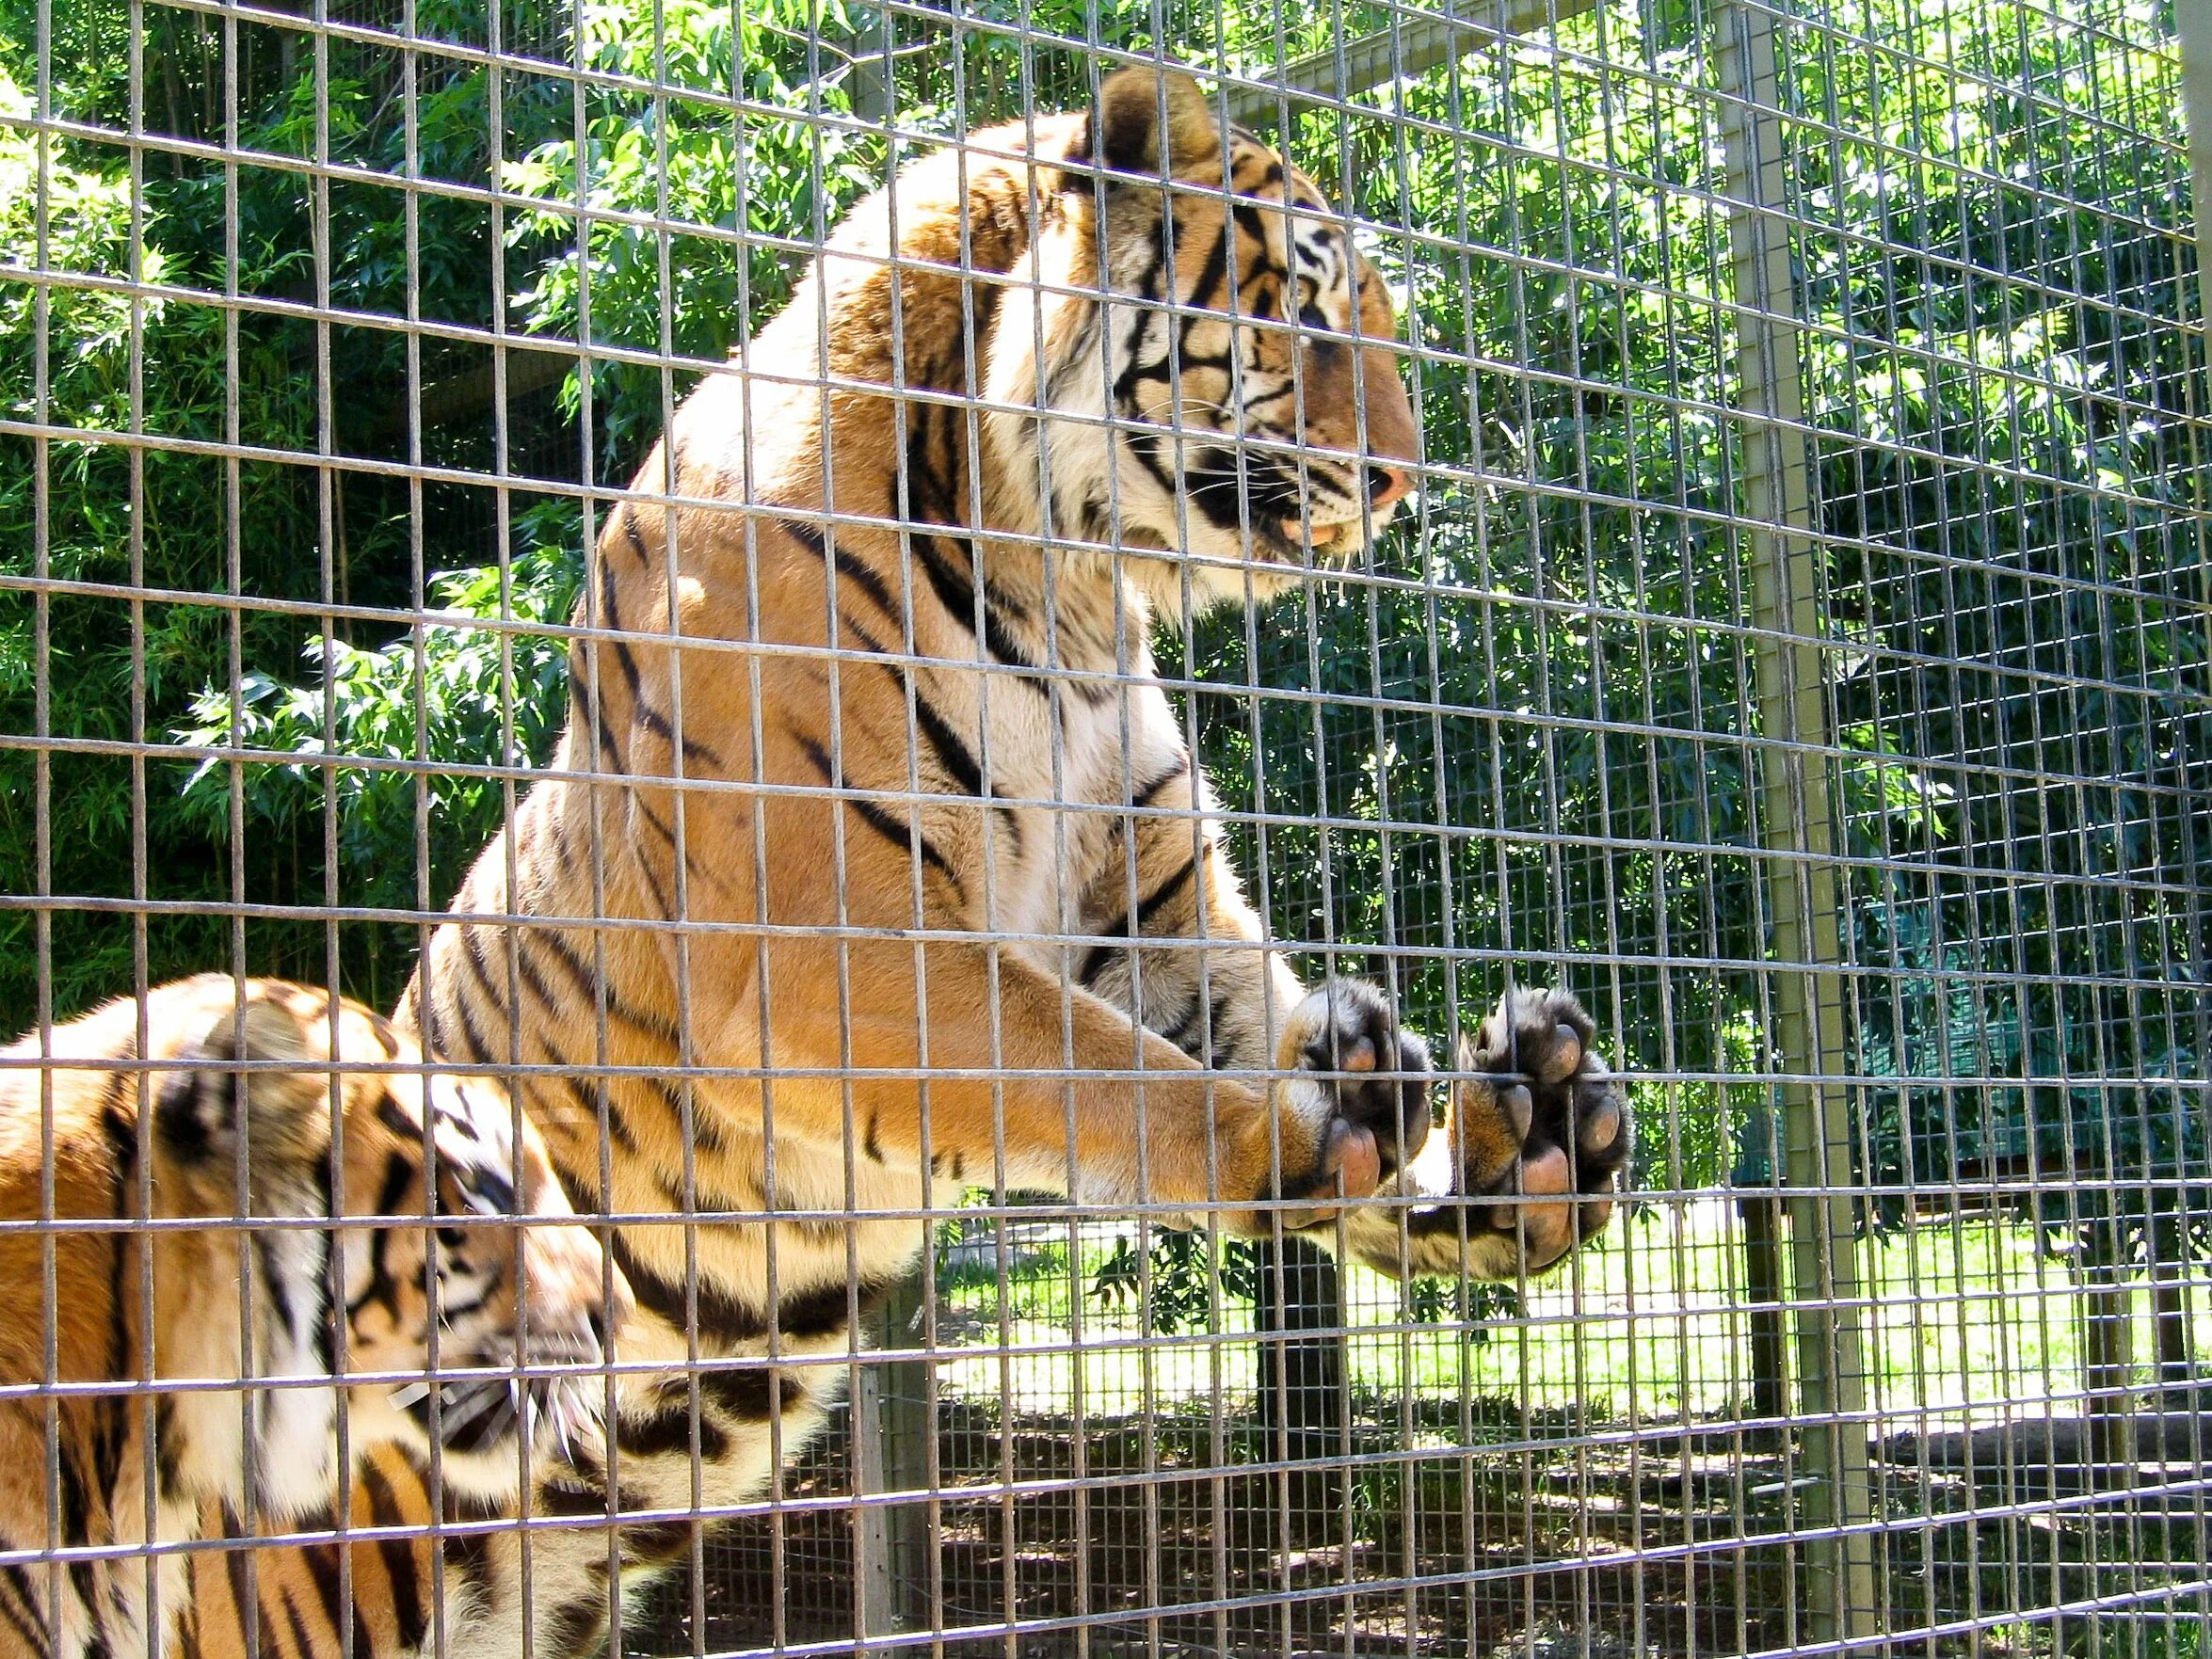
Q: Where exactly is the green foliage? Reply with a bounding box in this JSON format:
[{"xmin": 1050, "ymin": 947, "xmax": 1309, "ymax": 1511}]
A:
[
  {"xmin": 174, "ymin": 525, "xmax": 580, "ymax": 983},
  {"xmin": 1089, "ymin": 1228, "xmax": 1261, "ymax": 1334},
  {"xmin": 500, "ymin": 0, "xmax": 888, "ymax": 456}
]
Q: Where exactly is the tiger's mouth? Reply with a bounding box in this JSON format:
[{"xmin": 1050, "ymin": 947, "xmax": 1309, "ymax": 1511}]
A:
[
  {"xmin": 1280, "ymin": 515, "xmax": 1370, "ymax": 553},
  {"xmin": 1178, "ymin": 442, "xmax": 1378, "ymax": 566},
  {"xmin": 389, "ymin": 1329, "xmax": 606, "ymax": 1458},
  {"xmin": 1256, "ymin": 509, "xmax": 1379, "ymax": 566}
]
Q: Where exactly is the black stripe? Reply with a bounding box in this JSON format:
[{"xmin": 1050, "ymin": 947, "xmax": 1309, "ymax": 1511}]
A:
[
  {"xmin": 437, "ymin": 971, "xmax": 500, "ymax": 1074},
  {"xmin": 374, "ymin": 1150, "xmax": 416, "ymax": 1217},
  {"xmin": 535, "ymin": 929, "xmax": 680, "ymax": 1045},
  {"xmin": 297, "ymin": 1541, "xmax": 358, "ymax": 1654},
  {"xmin": 793, "ymin": 734, "xmax": 963, "ymax": 893},
  {"xmin": 535, "ymin": 1476, "xmax": 616, "ymax": 1519},
  {"xmin": 361, "ymin": 1459, "xmax": 427, "ymax": 1652},
  {"xmin": 97, "ymin": 1099, "xmax": 136, "ymax": 1510},
  {"xmin": 616, "ymin": 1390, "xmax": 729, "ymax": 1462},
  {"xmin": 1133, "ymin": 754, "xmax": 1190, "ymax": 807},
  {"xmin": 503, "ymin": 925, "xmax": 566, "ymax": 1023},
  {"xmin": 781, "ymin": 518, "xmax": 898, "ymax": 620},
  {"xmin": 607, "ymin": 1236, "xmax": 767, "ymax": 1343},
  {"xmin": 375, "ymin": 1093, "xmax": 419, "ymax": 1142},
  {"xmin": 907, "ymin": 536, "xmax": 986, "ymax": 637},
  {"xmin": 617, "ymin": 1519, "xmax": 696, "ymax": 1567},
  {"xmin": 253, "ymin": 1227, "xmax": 297, "ymax": 1381},
  {"xmin": 0, "ymin": 1565, "xmax": 51, "ymax": 1659},
  {"xmin": 778, "ymin": 1269, "xmax": 901, "ymax": 1338},
  {"xmin": 608, "ymin": 518, "xmax": 725, "ymax": 770},
  {"xmin": 523, "ymin": 937, "xmax": 664, "ymax": 1158},
  {"xmin": 445, "ymin": 1530, "xmax": 494, "ymax": 1608},
  {"xmin": 1134, "ymin": 859, "xmax": 1198, "ymax": 930},
  {"xmin": 541, "ymin": 1591, "xmax": 609, "ymax": 1658},
  {"xmin": 850, "ymin": 636, "xmax": 1022, "ymax": 856},
  {"xmin": 1157, "ymin": 996, "xmax": 1205, "ymax": 1055},
  {"xmin": 152, "ymin": 1066, "xmax": 212, "ymax": 1168},
  {"xmin": 152, "ymin": 1399, "xmax": 184, "ymax": 1502},
  {"xmin": 276, "ymin": 1586, "xmax": 317, "ymax": 1659},
  {"xmin": 56, "ymin": 1443, "xmax": 104, "ymax": 1623},
  {"xmin": 696, "ymin": 1365, "xmax": 779, "ymax": 1422},
  {"xmin": 897, "ymin": 676, "xmax": 983, "ymax": 800},
  {"xmin": 1079, "ymin": 859, "xmax": 1198, "ymax": 984},
  {"xmin": 530, "ymin": 937, "xmax": 703, "ymax": 1156},
  {"xmin": 908, "ymin": 534, "xmax": 1046, "ymax": 685},
  {"xmin": 1206, "ymin": 987, "xmax": 1235, "ymax": 1069},
  {"xmin": 774, "ymin": 1281, "xmax": 857, "ymax": 1340},
  {"xmin": 459, "ymin": 924, "xmax": 515, "ymax": 1030},
  {"xmin": 365, "ymin": 1013, "xmax": 401, "ymax": 1059},
  {"xmin": 217, "ymin": 1509, "xmax": 259, "ymax": 1653},
  {"xmin": 344, "ymin": 1154, "xmax": 414, "ymax": 1323},
  {"xmin": 625, "ymin": 808, "xmax": 677, "ymax": 918},
  {"xmin": 570, "ymin": 1070, "xmax": 635, "ymax": 1156}
]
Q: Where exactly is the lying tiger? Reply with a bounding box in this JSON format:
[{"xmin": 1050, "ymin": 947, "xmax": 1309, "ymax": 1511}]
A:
[
  {"xmin": 0, "ymin": 976, "xmax": 627, "ymax": 1659},
  {"xmin": 197, "ymin": 65, "xmax": 1633, "ymax": 1657}
]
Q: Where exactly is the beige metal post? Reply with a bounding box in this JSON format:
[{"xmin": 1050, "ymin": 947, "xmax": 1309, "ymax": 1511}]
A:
[{"xmin": 1716, "ymin": 3, "xmax": 1882, "ymax": 1648}]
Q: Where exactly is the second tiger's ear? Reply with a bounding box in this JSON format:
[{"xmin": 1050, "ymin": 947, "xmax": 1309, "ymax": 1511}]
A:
[
  {"xmin": 1069, "ymin": 65, "xmax": 1222, "ymax": 181},
  {"xmin": 155, "ymin": 995, "xmax": 327, "ymax": 1207}
]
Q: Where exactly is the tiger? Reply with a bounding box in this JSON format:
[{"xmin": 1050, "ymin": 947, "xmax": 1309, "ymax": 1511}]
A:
[
  {"xmin": 199, "ymin": 64, "xmax": 1635, "ymax": 1657},
  {"xmin": 0, "ymin": 975, "xmax": 630, "ymax": 1659}
]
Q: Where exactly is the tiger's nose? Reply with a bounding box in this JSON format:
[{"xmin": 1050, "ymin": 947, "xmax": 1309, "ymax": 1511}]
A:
[{"xmin": 1368, "ymin": 465, "xmax": 1413, "ymax": 509}]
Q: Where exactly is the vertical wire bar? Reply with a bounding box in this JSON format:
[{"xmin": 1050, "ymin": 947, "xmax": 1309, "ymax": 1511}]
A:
[
  {"xmin": 396, "ymin": 0, "xmax": 427, "ymax": 1633},
  {"xmin": 121, "ymin": 0, "xmax": 161, "ymax": 1641},
  {"xmin": 28, "ymin": 0, "xmax": 58, "ymax": 1636},
  {"xmin": 1715, "ymin": 1, "xmax": 1882, "ymax": 1650}
]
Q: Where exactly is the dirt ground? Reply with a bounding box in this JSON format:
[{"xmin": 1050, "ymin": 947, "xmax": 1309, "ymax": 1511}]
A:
[{"xmin": 621, "ymin": 1396, "xmax": 2206, "ymax": 1658}]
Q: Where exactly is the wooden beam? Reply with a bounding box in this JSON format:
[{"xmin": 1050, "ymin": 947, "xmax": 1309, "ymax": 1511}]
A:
[{"xmin": 1222, "ymin": 0, "xmax": 1598, "ymax": 126}]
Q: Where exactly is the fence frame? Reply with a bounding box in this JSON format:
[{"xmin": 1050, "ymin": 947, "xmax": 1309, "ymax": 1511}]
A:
[{"xmin": 1715, "ymin": 3, "xmax": 1881, "ymax": 1648}]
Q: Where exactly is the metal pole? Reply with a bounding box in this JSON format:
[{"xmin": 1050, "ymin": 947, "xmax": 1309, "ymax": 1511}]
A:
[
  {"xmin": 2175, "ymin": 0, "xmax": 2212, "ymax": 218},
  {"xmin": 1716, "ymin": 2, "xmax": 1881, "ymax": 1649},
  {"xmin": 854, "ymin": 1268, "xmax": 934, "ymax": 1638}
]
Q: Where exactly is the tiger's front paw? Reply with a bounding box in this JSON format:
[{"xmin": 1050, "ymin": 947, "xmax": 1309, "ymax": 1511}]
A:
[
  {"xmin": 1247, "ymin": 980, "xmax": 1432, "ymax": 1231},
  {"xmin": 1405, "ymin": 987, "xmax": 1630, "ymax": 1275}
]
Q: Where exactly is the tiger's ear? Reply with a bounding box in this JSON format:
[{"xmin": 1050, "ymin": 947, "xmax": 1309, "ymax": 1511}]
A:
[
  {"xmin": 155, "ymin": 996, "xmax": 328, "ymax": 1191},
  {"xmin": 1070, "ymin": 66, "xmax": 1221, "ymax": 181}
]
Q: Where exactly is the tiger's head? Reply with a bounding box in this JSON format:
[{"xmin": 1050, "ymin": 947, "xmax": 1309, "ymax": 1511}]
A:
[
  {"xmin": 139, "ymin": 979, "xmax": 630, "ymax": 1511},
  {"xmin": 985, "ymin": 67, "xmax": 1420, "ymax": 609}
]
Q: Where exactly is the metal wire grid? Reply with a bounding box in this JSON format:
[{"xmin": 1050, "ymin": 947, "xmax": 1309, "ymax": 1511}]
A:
[{"xmin": 2, "ymin": 0, "xmax": 2207, "ymax": 1654}]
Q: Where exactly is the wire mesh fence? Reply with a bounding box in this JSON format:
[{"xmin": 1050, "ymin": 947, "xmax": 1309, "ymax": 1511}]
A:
[{"xmin": 3, "ymin": 0, "xmax": 2208, "ymax": 1655}]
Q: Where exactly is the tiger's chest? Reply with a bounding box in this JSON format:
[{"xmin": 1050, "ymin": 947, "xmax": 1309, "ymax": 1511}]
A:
[{"xmin": 943, "ymin": 638, "xmax": 1190, "ymax": 953}]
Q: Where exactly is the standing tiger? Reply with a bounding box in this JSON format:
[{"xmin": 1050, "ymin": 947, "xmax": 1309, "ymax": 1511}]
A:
[
  {"xmin": 0, "ymin": 976, "xmax": 626, "ymax": 1659},
  {"xmin": 204, "ymin": 65, "xmax": 1633, "ymax": 1657}
]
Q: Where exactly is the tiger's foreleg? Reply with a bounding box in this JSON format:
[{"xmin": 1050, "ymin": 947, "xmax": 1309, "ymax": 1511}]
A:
[
  {"xmin": 1070, "ymin": 779, "xmax": 1434, "ymax": 1207},
  {"xmin": 725, "ymin": 925, "xmax": 1424, "ymax": 1232},
  {"xmin": 1072, "ymin": 768, "xmax": 1632, "ymax": 1279}
]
